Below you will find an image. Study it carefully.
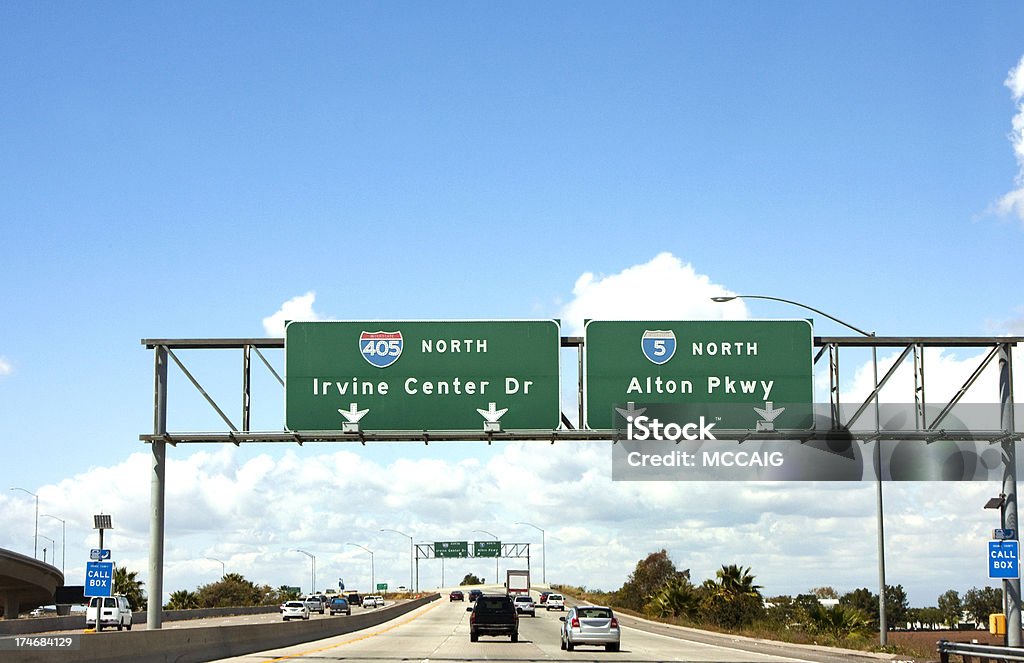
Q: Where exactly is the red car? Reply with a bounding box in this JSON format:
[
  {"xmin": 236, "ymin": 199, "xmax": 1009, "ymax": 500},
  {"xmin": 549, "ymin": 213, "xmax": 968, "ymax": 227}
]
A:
[{"xmin": 450, "ymin": 590, "xmax": 465, "ymax": 601}]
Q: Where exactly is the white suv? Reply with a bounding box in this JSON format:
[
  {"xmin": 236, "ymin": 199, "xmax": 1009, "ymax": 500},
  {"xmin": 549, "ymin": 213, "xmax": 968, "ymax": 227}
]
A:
[
  {"xmin": 86, "ymin": 595, "xmax": 133, "ymax": 630},
  {"xmin": 545, "ymin": 593, "xmax": 565, "ymax": 611}
]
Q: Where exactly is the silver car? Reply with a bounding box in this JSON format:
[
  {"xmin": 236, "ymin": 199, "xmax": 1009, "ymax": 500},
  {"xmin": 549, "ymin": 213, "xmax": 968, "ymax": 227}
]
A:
[{"xmin": 560, "ymin": 605, "xmax": 620, "ymax": 652}]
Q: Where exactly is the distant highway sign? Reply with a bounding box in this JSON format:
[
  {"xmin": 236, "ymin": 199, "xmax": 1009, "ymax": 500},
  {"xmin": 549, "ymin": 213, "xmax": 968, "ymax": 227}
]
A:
[
  {"xmin": 434, "ymin": 541, "xmax": 468, "ymax": 558},
  {"xmin": 474, "ymin": 541, "xmax": 501, "ymax": 557}
]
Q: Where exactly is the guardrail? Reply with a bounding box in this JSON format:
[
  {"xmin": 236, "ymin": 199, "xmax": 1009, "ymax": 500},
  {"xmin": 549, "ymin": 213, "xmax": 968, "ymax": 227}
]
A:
[{"xmin": 938, "ymin": 639, "xmax": 1024, "ymax": 662}]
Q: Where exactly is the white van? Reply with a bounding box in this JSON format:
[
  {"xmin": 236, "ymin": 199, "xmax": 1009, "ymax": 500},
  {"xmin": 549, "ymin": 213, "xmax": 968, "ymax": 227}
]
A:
[{"xmin": 86, "ymin": 595, "xmax": 133, "ymax": 630}]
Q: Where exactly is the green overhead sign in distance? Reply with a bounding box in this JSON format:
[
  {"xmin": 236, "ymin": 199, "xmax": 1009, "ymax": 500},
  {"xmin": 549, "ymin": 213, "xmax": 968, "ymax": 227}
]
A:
[{"xmin": 285, "ymin": 320, "xmax": 561, "ymax": 432}]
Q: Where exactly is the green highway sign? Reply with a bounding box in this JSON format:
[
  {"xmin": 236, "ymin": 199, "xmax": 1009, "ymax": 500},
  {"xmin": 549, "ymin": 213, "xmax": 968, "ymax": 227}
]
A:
[
  {"xmin": 285, "ymin": 320, "xmax": 561, "ymax": 431},
  {"xmin": 435, "ymin": 541, "xmax": 469, "ymax": 558},
  {"xmin": 473, "ymin": 540, "xmax": 501, "ymax": 557},
  {"xmin": 584, "ymin": 320, "xmax": 813, "ymax": 429},
  {"xmin": 376, "ymin": 583, "xmax": 388, "ymax": 591}
]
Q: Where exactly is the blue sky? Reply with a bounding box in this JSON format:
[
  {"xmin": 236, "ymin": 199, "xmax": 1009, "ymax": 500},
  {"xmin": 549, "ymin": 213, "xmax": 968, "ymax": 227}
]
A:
[{"xmin": 3, "ymin": 2, "xmax": 1024, "ymax": 607}]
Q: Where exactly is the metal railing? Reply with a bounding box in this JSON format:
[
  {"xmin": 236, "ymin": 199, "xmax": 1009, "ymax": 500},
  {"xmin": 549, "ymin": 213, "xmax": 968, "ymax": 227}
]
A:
[{"xmin": 938, "ymin": 639, "xmax": 1024, "ymax": 662}]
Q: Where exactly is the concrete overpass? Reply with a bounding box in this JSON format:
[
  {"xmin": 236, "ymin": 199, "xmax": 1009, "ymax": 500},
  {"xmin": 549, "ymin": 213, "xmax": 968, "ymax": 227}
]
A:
[{"xmin": 0, "ymin": 547, "xmax": 63, "ymax": 618}]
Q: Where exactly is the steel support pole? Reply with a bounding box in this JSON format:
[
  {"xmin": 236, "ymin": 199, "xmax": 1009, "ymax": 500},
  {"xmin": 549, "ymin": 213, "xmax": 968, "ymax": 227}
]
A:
[
  {"xmin": 1000, "ymin": 344, "xmax": 1020, "ymax": 647},
  {"xmin": 873, "ymin": 342, "xmax": 887, "ymax": 647},
  {"xmin": 148, "ymin": 346, "xmax": 168, "ymax": 629}
]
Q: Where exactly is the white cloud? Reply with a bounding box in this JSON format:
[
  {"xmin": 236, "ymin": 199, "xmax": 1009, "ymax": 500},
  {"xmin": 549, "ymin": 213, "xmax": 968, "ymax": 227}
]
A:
[
  {"xmin": 995, "ymin": 54, "xmax": 1024, "ymax": 221},
  {"xmin": 0, "ymin": 356, "xmax": 11, "ymax": 376},
  {"xmin": 262, "ymin": 292, "xmax": 323, "ymax": 336},
  {"xmin": 6, "ymin": 256, "xmax": 1012, "ymax": 609},
  {"xmin": 559, "ymin": 252, "xmax": 748, "ymax": 336}
]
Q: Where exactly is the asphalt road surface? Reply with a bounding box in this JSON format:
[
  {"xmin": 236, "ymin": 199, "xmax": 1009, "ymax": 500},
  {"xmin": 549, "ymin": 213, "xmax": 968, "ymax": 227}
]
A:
[{"xmin": 205, "ymin": 598, "xmax": 894, "ymax": 663}]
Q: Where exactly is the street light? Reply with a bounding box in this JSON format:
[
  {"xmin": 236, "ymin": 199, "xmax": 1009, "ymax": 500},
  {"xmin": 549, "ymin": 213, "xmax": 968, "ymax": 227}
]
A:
[
  {"xmin": 474, "ymin": 529, "xmax": 500, "ymax": 588},
  {"xmin": 380, "ymin": 528, "xmax": 414, "ymax": 593},
  {"xmin": 206, "ymin": 557, "xmax": 226, "ymax": 577},
  {"xmin": 40, "ymin": 514, "xmax": 66, "ymax": 577},
  {"xmin": 293, "ymin": 549, "xmax": 316, "ymax": 594},
  {"xmin": 10, "ymin": 487, "xmax": 39, "ymax": 559},
  {"xmin": 347, "ymin": 543, "xmax": 375, "ymax": 593},
  {"xmin": 39, "ymin": 535, "xmax": 56, "ymax": 566},
  {"xmin": 712, "ymin": 294, "xmax": 887, "ymax": 646},
  {"xmin": 516, "ymin": 522, "xmax": 545, "ymax": 585}
]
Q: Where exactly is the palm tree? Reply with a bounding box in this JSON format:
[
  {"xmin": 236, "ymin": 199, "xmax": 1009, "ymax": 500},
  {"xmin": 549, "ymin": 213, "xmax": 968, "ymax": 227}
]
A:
[
  {"xmin": 166, "ymin": 590, "xmax": 199, "ymax": 610},
  {"xmin": 647, "ymin": 577, "xmax": 700, "ymax": 619},
  {"xmin": 113, "ymin": 565, "xmax": 147, "ymax": 611},
  {"xmin": 715, "ymin": 564, "xmax": 763, "ymax": 599}
]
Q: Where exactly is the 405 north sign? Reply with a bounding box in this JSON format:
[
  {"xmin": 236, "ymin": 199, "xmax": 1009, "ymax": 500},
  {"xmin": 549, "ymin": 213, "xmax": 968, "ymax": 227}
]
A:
[
  {"xmin": 285, "ymin": 321, "xmax": 561, "ymax": 431},
  {"xmin": 584, "ymin": 320, "xmax": 813, "ymax": 430}
]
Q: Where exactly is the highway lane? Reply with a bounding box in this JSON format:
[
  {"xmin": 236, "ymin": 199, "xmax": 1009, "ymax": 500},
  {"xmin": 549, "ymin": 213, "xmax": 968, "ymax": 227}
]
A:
[{"xmin": 206, "ymin": 598, "xmax": 886, "ymax": 663}]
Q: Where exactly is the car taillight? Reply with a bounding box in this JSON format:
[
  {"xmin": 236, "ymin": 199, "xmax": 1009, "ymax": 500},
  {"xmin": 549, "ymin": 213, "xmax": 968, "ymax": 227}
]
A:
[
  {"xmin": 571, "ymin": 617, "xmax": 580, "ymax": 628},
  {"xmin": 469, "ymin": 612, "xmax": 476, "ymax": 624},
  {"xmin": 610, "ymin": 617, "xmax": 619, "ymax": 628}
]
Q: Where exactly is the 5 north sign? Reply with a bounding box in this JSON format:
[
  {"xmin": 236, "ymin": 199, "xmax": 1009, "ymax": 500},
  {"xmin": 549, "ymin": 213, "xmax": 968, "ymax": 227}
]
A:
[
  {"xmin": 584, "ymin": 320, "xmax": 813, "ymax": 429},
  {"xmin": 285, "ymin": 321, "xmax": 561, "ymax": 432}
]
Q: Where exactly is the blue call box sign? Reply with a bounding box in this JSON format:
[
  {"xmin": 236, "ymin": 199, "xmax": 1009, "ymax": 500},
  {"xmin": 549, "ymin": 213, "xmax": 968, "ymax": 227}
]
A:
[
  {"xmin": 86, "ymin": 561, "xmax": 114, "ymax": 597},
  {"xmin": 989, "ymin": 540, "xmax": 1019, "ymax": 579},
  {"xmin": 90, "ymin": 548, "xmax": 111, "ymax": 561}
]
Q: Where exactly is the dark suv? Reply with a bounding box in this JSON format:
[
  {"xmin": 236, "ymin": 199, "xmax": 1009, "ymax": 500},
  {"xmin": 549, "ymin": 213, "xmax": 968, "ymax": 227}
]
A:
[{"xmin": 467, "ymin": 594, "xmax": 518, "ymax": 642}]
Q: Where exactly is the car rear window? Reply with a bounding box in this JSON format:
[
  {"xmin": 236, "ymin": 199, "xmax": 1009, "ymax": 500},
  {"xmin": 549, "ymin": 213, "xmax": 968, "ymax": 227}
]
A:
[
  {"xmin": 578, "ymin": 607, "xmax": 612, "ymax": 619},
  {"xmin": 478, "ymin": 597, "xmax": 512, "ymax": 611}
]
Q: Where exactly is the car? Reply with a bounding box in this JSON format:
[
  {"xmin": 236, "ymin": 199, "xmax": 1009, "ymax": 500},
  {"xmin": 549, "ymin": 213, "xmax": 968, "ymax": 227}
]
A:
[
  {"xmin": 538, "ymin": 591, "xmax": 551, "ymax": 604},
  {"xmin": 346, "ymin": 592, "xmax": 362, "ymax": 606},
  {"xmin": 512, "ymin": 594, "xmax": 536, "ymax": 617},
  {"xmin": 450, "ymin": 590, "xmax": 465, "ymax": 601},
  {"xmin": 560, "ymin": 605, "xmax": 620, "ymax": 652},
  {"xmin": 281, "ymin": 600, "xmax": 310, "ymax": 621},
  {"xmin": 545, "ymin": 593, "xmax": 565, "ymax": 610},
  {"xmin": 329, "ymin": 597, "xmax": 351, "ymax": 615},
  {"xmin": 362, "ymin": 594, "xmax": 384, "ymax": 608},
  {"xmin": 303, "ymin": 596, "xmax": 325, "ymax": 614},
  {"xmin": 371, "ymin": 595, "xmax": 385, "ymax": 607},
  {"xmin": 467, "ymin": 594, "xmax": 518, "ymax": 642},
  {"xmin": 467, "ymin": 588, "xmax": 484, "ymax": 603},
  {"xmin": 29, "ymin": 606, "xmax": 56, "ymax": 617},
  {"xmin": 86, "ymin": 595, "xmax": 133, "ymax": 631}
]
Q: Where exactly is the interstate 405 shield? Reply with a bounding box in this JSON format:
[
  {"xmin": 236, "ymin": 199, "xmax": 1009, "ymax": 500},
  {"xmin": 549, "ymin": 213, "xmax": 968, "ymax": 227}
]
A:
[
  {"xmin": 584, "ymin": 320, "xmax": 813, "ymax": 430},
  {"xmin": 285, "ymin": 320, "xmax": 561, "ymax": 431}
]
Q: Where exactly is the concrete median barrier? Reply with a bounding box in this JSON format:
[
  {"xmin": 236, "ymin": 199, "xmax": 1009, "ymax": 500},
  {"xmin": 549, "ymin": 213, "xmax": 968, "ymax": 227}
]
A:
[{"xmin": 2, "ymin": 594, "xmax": 440, "ymax": 663}]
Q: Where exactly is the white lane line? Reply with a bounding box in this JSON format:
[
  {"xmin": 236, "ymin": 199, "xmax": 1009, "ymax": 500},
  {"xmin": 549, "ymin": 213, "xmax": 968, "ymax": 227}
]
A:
[{"xmin": 622, "ymin": 625, "xmax": 818, "ymax": 663}]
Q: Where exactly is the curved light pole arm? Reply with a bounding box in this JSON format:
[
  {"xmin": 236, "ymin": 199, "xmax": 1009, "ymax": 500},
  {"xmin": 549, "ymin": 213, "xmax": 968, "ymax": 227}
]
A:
[
  {"xmin": 711, "ymin": 295, "xmax": 872, "ymax": 337},
  {"xmin": 515, "ymin": 522, "xmax": 545, "ymax": 585}
]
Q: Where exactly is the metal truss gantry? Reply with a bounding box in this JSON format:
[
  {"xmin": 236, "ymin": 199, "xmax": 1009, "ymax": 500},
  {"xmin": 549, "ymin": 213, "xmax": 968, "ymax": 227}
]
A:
[{"xmin": 142, "ymin": 334, "xmax": 1021, "ymax": 631}]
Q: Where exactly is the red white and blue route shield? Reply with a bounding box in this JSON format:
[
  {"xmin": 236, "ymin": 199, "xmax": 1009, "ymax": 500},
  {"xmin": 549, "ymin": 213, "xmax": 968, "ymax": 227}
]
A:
[
  {"xmin": 359, "ymin": 330, "xmax": 403, "ymax": 368},
  {"xmin": 641, "ymin": 329, "xmax": 676, "ymax": 365}
]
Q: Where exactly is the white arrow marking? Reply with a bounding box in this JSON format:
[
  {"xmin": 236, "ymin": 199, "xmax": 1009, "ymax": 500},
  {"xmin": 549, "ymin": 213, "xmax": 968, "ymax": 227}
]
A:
[
  {"xmin": 476, "ymin": 402, "xmax": 508, "ymax": 423},
  {"xmin": 753, "ymin": 401, "xmax": 785, "ymax": 422},
  {"xmin": 338, "ymin": 403, "xmax": 369, "ymax": 424},
  {"xmin": 614, "ymin": 401, "xmax": 647, "ymax": 421}
]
